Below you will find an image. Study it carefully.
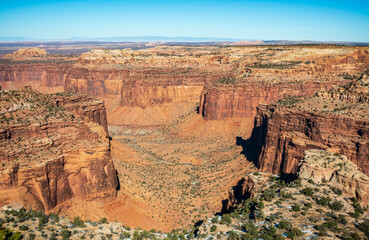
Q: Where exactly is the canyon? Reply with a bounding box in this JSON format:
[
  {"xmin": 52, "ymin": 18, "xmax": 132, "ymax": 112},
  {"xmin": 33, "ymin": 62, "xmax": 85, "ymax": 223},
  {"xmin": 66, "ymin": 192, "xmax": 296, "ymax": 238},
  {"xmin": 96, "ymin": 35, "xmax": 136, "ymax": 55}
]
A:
[{"xmin": 0, "ymin": 45, "xmax": 368, "ymax": 232}]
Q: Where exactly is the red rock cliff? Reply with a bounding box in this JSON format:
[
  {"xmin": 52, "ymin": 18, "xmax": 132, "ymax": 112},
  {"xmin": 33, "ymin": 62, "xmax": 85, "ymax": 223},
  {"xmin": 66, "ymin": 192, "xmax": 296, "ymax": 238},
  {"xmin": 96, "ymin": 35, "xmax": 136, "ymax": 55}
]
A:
[
  {"xmin": 0, "ymin": 88, "xmax": 117, "ymax": 212},
  {"xmin": 199, "ymin": 80, "xmax": 346, "ymax": 120},
  {"xmin": 252, "ymin": 74, "xmax": 369, "ymax": 175}
]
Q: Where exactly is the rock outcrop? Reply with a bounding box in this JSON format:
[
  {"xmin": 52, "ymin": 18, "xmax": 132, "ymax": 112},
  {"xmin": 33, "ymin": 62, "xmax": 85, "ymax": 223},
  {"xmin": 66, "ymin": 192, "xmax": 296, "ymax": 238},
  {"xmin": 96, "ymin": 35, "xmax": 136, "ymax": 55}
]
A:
[
  {"xmin": 3, "ymin": 47, "xmax": 49, "ymax": 59},
  {"xmin": 299, "ymin": 149, "xmax": 369, "ymax": 205},
  {"xmin": 222, "ymin": 176, "xmax": 257, "ymax": 213},
  {"xmin": 253, "ymin": 72, "xmax": 369, "ymax": 176},
  {"xmin": 0, "ymin": 87, "xmax": 117, "ymax": 212}
]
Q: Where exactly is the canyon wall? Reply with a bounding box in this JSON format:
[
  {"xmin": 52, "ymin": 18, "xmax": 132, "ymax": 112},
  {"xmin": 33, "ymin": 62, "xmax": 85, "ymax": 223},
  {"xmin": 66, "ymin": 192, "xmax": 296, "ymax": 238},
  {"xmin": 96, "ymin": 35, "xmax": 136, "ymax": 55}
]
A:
[
  {"xmin": 252, "ymin": 74, "xmax": 369, "ymax": 176},
  {"xmin": 0, "ymin": 147, "xmax": 117, "ymax": 211},
  {"xmin": 254, "ymin": 105, "xmax": 369, "ymax": 175},
  {"xmin": 0, "ymin": 63, "xmax": 69, "ymax": 91},
  {"xmin": 199, "ymin": 81, "xmax": 346, "ymax": 120},
  {"xmin": 0, "ymin": 88, "xmax": 117, "ymax": 212}
]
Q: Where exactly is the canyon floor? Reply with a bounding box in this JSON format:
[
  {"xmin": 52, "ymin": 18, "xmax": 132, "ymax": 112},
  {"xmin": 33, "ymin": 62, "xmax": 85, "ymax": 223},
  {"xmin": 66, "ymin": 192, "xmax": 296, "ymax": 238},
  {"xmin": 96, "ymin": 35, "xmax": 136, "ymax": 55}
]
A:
[{"xmin": 108, "ymin": 112, "xmax": 257, "ymax": 231}]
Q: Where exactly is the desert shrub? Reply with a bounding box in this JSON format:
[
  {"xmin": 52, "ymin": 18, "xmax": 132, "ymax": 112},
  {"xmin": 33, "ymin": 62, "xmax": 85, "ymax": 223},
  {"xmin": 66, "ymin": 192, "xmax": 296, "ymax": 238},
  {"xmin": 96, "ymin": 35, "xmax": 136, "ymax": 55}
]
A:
[
  {"xmin": 210, "ymin": 225, "xmax": 217, "ymax": 232},
  {"xmin": 49, "ymin": 232, "xmax": 57, "ymax": 240},
  {"xmin": 211, "ymin": 217, "xmax": 219, "ymax": 224},
  {"xmin": 341, "ymin": 231, "xmax": 361, "ymax": 240},
  {"xmin": 38, "ymin": 214, "xmax": 49, "ymax": 228},
  {"xmin": 216, "ymin": 76, "xmax": 237, "ymax": 85},
  {"xmin": 357, "ymin": 220, "xmax": 369, "ymax": 237},
  {"xmin": 330, "ymin": 200, "xmax": 344, "ymax": 211},
  {"xmin": 278, "ymin": 220, "xmax": 292, "ymax": 230},
  {"xmin": 331, "ymin": 187, "xmax": 343, "ymax": 195},
  {"xmin": 122, "ymin": 232, "xmax": 131, "ymax": 238},
  {"xmin": 221, "ymin": 214, "xmax": 232, "ymax": 225},
  {"xmin": 301, "ymin": 187, "xmax": 314, "ymax": 197},
  {"xmin": 292, "ymin": 204, "xmax": 301, "ymax": 212},
  {"xmin": 350, "ymin": 198, "xmax": 364, "ymax": 218},
  {"xmin": 72, "ymin": 216, "xmax": 85, "ymax": 228},
  {"xmin": 227, "ymin": 230, "xmax": 240, "ymax": 240},
  {"xmin": 0, "ymin": 226, "xmax": 22, "ymax": 240},
  {"xmin": 18, "ymin": 225, "xmax": 29, "ymax": 231},
  {"xmin": 262, "ymin": 189, "xmax": 276, "ymax": 202},
  {"xmin": 61, "ymin": 230, "xmax": 71, "ymax": 239},
  {"xmin": 259, "ymin": 225, "xmax": 284, "ymax": 240},
  {"xmin": 286, "ymin": 228, "xmax": 304, "ymax": 239},
  {"xmin": 316, "ymin": 196, "xmax": 332, "ymax": 207},
  {"xmin": 99, "ymin": 217, "xmax": 108, "ymax": 224},
  {"xmin": 280, "ymin": 191, "xmax": 293, "ymax": 199}
]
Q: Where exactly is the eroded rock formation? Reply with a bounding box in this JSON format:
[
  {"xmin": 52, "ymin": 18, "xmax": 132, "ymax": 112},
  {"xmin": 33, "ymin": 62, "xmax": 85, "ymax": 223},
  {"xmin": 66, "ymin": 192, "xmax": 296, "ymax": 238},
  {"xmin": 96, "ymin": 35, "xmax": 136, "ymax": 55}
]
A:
[
  {"xmin": 299, "ymin": 149, "xmax": 369, "ymax": 205},
  {"xmin": 253, "ymin": 72, "xmax": 369, "ymax": 176},
  {"xmin": 0, "ymin": 87, "xmax": 117, "ymax": 212}
]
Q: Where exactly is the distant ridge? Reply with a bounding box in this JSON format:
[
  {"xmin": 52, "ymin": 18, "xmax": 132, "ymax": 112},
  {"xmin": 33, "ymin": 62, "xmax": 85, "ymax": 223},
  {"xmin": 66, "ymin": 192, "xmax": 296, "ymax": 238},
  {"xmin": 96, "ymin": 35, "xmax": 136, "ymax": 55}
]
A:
[{"xmin": 0, "ymin": 36, "xmax": 368, "ymax": 46}]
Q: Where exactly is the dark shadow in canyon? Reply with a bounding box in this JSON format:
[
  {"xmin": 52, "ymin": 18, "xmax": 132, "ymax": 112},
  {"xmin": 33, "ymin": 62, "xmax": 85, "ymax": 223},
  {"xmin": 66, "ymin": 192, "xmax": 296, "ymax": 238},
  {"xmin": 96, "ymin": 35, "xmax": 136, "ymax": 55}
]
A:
[
  {"xmin": 236, "ymin": 118, "xmax": 267, "ymax": 166},
  {"xmin": 115, "ymin": 170, "xmax": 120, "ymax": 191},
  {"xmin": 236, "ymin": 135, "xmax": 258, "ymax": 166}
]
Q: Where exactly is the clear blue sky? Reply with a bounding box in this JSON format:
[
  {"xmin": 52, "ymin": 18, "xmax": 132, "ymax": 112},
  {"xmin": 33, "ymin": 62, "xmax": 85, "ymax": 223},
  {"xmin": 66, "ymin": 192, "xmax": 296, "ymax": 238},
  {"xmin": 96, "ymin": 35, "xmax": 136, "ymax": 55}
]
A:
[{"xmin": 0, "ymin": 0, "xmax": 368, "ymax": 41}]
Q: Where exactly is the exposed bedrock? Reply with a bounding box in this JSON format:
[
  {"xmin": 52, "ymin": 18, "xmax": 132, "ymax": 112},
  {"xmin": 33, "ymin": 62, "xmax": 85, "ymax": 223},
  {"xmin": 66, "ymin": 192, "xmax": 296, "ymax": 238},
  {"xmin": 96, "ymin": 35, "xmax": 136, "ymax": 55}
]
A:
[
  {"xmin": 0, "ymin": 64, "xmax": 69, "ymax": 90},
  {"xmin": 0, "ymin": 147, "xmax": 117, "ymax": 211},
  {"xmin": 0, "ymin": 88, "xmax": 117, "ymax": 212},
  {"xmin": 120, "ymin": 78, "xmax": 204, "ymax": 107},
  {"xmin": 253, "ymin": 104, "xmax": 369, "ymax": 176},
  {"xmin": 199, "ymin": 81, "xmax": 346, "ymax": 120}
]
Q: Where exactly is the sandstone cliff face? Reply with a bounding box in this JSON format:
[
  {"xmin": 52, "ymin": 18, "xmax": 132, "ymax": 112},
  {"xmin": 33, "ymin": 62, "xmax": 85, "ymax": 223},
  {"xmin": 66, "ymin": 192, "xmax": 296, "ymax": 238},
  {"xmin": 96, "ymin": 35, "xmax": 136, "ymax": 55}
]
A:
[
  {"xmin": 0, "ymin": 62, "xmax": 70, "ymax": 92},
  {"xmin": 0, "ymin": 147, "xmax": 117, "ymax": 211},
  {"xmin": 199, "ymin": 81, "xmax": 345, "ymax": 120},
  {"xmin": 0, "ymin": 88, "xmax": 117, "ymax": 212},
  {"xmin": 299, "ymin": 149, "xmax": 369, "ymax": 205},
  {"xmin": 253, "ymin": 74, "xmax": 369, "ymax": 176},
  {"xmin": 53, "ymin": 93, "xmax": 109, "ymax": 134},
  {"xmin": 120, "ymin": 79, "xmax": 204, "ymax": 108},
  {"xmin": 254, "ymin": 105, "xmax": 369, "ymax": 175}
]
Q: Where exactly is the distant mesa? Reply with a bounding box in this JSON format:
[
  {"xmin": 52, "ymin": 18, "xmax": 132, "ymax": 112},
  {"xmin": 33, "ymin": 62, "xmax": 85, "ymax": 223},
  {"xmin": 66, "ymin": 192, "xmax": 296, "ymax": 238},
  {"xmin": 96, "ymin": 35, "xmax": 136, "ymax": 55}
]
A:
[
  {"xmin": 3, "ymin": 47, "xmax": 49, "ymax": 59},
  {"xmin": 229, "ymin": 40, "xmax": 265, "ymax": 46}
]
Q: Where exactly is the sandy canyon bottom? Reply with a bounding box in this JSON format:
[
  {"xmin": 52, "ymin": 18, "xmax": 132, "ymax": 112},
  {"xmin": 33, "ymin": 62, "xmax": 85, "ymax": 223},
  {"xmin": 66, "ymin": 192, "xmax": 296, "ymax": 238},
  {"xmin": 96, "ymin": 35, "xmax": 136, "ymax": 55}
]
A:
[{"xmin": 106, "ymin": 107, "xmax": 256, "ymax": 231}]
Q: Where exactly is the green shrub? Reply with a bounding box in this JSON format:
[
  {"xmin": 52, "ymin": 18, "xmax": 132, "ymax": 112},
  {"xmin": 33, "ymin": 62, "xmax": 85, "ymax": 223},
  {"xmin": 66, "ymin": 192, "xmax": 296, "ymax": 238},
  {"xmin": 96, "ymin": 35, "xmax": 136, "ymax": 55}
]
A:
[
  {"xmin": 357, "ymin": 220, "xmax": 369, "ymax": 237},
  {"xmin": 210, "ymin": 225, "xmax": 217, "ymax": 232},
  {"xmin": 286, "ymin": 228, "xmax": 304, "ymax": 239},
  {"xmin": 316, "ymin": 196, "xmax": 331, "ymax": 207},
  {"xmin": 278, "ymin": 220, "xmax": 292, "ymax": 230},
  {"xmin": 292, "ymin": 204, "xmax": 301, "ymax": 212},
  {"xmin": 18, "ymin": 225, "xmax": 29, "ymax": 231},
  {"xmin": 330, "ymin": 200, "xmax": 344, "ymax": 211},
  {"xmin": 99, "ymin": 217, "xmax": 108, "ymax": 224},
  {"xmin": 73, "ymin": 216, "xmax": 86, "ymax": 228},
  {"xmin": 221, "ymin": 214, "xmax": 232, "ymax": 225},
  {"xmin": 61, "ymin": 230, "xmax": 71, "ymax": 239},
  {"xmin": 330, "ymin": 187, "xmax": 343, "ymax": 195},
  {"xmin": 301, "ymin": 188, "xmax": 314, "ymax": 197}
]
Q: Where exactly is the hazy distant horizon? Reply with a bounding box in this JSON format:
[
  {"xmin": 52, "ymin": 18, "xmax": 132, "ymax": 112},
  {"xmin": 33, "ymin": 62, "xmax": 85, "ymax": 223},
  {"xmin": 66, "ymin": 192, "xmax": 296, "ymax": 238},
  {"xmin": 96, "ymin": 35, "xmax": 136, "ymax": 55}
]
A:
[
  {"xmin": 1, "ymin": 0, "xmax": 368, "ymax": 42},
  {"xmin": 0, "ymin": 36, "xmax": 368, "ymax": 45}
]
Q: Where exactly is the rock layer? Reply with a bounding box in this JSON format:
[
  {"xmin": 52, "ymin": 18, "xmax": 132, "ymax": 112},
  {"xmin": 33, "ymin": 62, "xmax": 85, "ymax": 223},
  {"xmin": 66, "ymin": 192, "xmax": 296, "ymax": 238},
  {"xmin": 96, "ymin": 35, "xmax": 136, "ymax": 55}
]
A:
[
  {"xmin": 0, "ymin": 88, "xmax": 117, "ymax": 212},
  {"xmin": 199, "ymin": 81, "xmax": 344, "ymax": 120},
  {"xmin": 252, "ymin": 73, "xmax": 369, "ymax": 176}
]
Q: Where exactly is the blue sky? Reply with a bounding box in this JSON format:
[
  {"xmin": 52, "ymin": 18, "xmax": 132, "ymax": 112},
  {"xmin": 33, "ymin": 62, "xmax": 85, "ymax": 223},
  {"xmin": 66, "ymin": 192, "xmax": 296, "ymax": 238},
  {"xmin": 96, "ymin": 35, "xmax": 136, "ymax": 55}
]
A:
[{"xmin": 0, "ymin": 0, "xmax": 368, "ymax": 41}]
